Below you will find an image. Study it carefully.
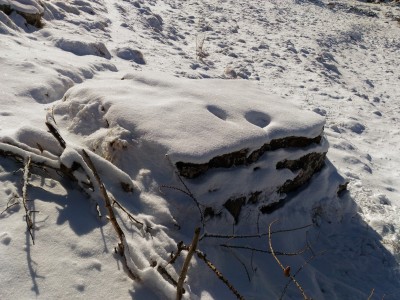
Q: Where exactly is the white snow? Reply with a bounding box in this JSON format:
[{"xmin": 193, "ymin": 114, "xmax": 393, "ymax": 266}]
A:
[
  {"xmin": 1, "ymin": 0, "xmax": 400, "ymax": 299},
  {"xmin": 55, "ymin": 71, "xmax": 325, "ymax": 164}
]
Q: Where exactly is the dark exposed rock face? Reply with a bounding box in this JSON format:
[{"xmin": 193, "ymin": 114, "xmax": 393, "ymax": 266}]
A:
[
  {"xmin": 221, "ymin": 151, "xmax": 327, "ymax": 221},
  {"xmin": 0, "ymin": 4, "xmax": 43, "ymax": 28},
  {"xmin": 276, "ymin": 152, "xmax": 327, "ymax": 194},
  {"xmin": 176, "ymin": 134, "xmax": 323, "ymax": 179},
  {"xmin": 176, "ymin": 134, "xmax": 330, "ymax": 223}
]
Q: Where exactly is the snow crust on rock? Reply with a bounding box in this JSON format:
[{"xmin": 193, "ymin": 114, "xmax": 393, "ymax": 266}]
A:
[{"xmin": 56, "ymin": 71, "xmax": 325, "ymax": 164}]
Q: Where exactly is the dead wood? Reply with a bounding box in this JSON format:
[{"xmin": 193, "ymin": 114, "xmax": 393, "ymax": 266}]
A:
[
  {"xmin": 22, "ymin": 156, "xmax": 35, "ymax": 244},
  {"xmin": 196, "ymin": 249, "xmax": 244, "ymax": 300},
  {"xmin": 177, "ymin": 227, "xmax": 200, "ymax": 300},
  {"xmin": 81, "ymin": 149, "xmax": 141, "ymax": 281}
]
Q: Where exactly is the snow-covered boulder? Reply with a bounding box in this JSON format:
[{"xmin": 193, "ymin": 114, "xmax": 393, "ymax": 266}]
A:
[
  {"xmin": 54, "ymin": 71, "xmax": 330, "ymax": 224},
  {"xmin": 0, "ymin": 0, "xmax": 44, "ymax": 27}
]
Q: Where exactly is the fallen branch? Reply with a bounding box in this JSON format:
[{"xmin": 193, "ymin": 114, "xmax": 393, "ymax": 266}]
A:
[
  {"xmin": 82, "ymin": 149, "xmax": 140, "ymax": 281},
  {"xmin": 111, "ymin": 196, "xmax": 144, "ymax": 228},
  {"xmin": 196, "ymin": 249, "xmax": 244, "ymax": 300},
  {"xmin": 22, "ymin": 156, "xmax": 35, "ymax": 245},
  {"xmin": 177, "ymin": 227, "xmax": 200, "ymax": 300},
  {"xmin": 45, "ymin": 121, "xmax": 66, "ymax": 149},
  {"xmin": 269, "ymin": 220, "xmax": 308, "ymax": 299}
]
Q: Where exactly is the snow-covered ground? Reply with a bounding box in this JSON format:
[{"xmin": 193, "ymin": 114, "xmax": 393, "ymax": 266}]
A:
[{"xmin": 1, "ymin": 0, "xmax": 400, "ymax": 299}]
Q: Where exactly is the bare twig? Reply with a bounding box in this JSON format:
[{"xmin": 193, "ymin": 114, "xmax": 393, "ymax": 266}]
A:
[
  {"xmin": 196, "ymin": 249, "xmax": 244, "ymax": 300},
  {"xmin": 201, "ymin": 223, "xmax": 313, "ymax": 240},
  {"xmin": 168, "ymin": 241, "xmax": 189, "ymax": 265},
  {"xmin": 225, "ymin": 247, "xmax": 251, "ymax": 282},
  {"xmin": 82, "ymin": 149, "xmax": 140, "ymax": 281},
  {"xmin": 45, "ymin": 122, "xmax": 66, "ymax": 149},
  {"xmin": 177, "ymin": 227, "xmax": 201, "ymax": 300},
  {"xmin": 22, "ymin": 156, "xmax": 35, "ymax": 245},
  {"xmin": 269, "ymin": 220, "xmax": 308, "ymax": 299},
  {"xmin": 279, "ymin": 250, "xmax": 326, "ymax": 300},
  {"xmin": 0, "ymin": 195, "xmax": 20, "ymax": 215},
  {"xmin": 220, "ymin": 244, "xmax": 308, "ymax": 256},
  {"xmin": 367, "ymin": 288, "xmax": 374, "ymax": 300},
  {"xmin": 111, "ymin": 196, "xmax": 144, "ymax": 228},
  {"xmin": 160, "ymin": 171, "xmax": 204, "ymax": 230}
]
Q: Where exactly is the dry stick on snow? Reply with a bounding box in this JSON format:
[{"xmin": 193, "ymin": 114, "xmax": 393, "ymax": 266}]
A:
[
  {"xmin": 45, "ymin": 121, "xmax": 66, "ymax": 149},
  {"xmin": 81, "ymin": 149, "xmax": 141, "ymax": 281},
  {"xmin": 200, "ymin": 223, "xmax": 313, "ymax": 240},
  {"xmin": 195, "ymin": 249, "xmax": 245, "ymax": 300},
  {"xmin": 220, "ymin": 244, "xmax": 309, "ymax": 256},
  {"xmin": 177, "ymin": 227, "xmax": 201, "ymax": 300},
  {"xmin": 0, "ymin": 195, "xmax": 20, "ymax": 215},
  {"xmin": 279, "ymin": 249, "xmax": 327, "ymax": 300},
  {"xmin": 110, "ymin": 196, "xmax": 144, "ymax": 228},
  {"xmin": 22, "ymin": 156, "xmax": 35, "ymax": 245},
  {"xmin": 269, "ymin": 220, "xmax": 308, "ymax": 300}
]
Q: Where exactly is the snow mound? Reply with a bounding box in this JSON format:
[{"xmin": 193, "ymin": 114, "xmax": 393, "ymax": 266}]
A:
[
  {"xmin": 55, "ymin": 38, "xmax": 111, "ymax": 59},
  {"xmin": 54, "ymin": 71, "xmax": 331, "ymax": 225},
  {"xmin": 56, "ymin": 71, "xmax": 325, "ymax": 164}
]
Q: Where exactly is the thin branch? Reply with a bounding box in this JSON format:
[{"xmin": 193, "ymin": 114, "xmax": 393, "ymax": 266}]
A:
[
  {"xmin": 177, "ymin": 227, "xmax": 201, "ymax": 300},
  {"xmin": 367, "ymin": 288, "xmax": 374, "ymax": 300},
  {"xmin": 82, "ymin": 149, "xmax": 140, "ymax": 281},
  {"xmin": 269, "ymin": 220, "xmax": 308, "ymax": 300},
  {"xmin": 111, "ymin": 196, "xmax": 144, "ymax": 228},
  {"xmin": 22, "ymin": 156, "xmax": 35, "ymax": 245},
  {"xmin": 45, "ymin": 121, "xmax": 66, "ymax": 149},
  {"xmin": 196, "ymin": 249, "xmax": 245, "ymax": 300},
  {"xmin": 0, "ymin": 195, "xmax": 20, "ymax": 215},
  {"xmin": 220, "ymin": 244, "xmax": 308, "ymax": 256},
  {"xmin": 279, "ymin": 250, "xmax": 326, "ymax": 300},
  {"xmin": 225, "ymin": 247, "xmax": 251, "ymax": 282},
  {"xmin": 201, "ymin": 223, "xmax": 313, "ymax": 240},
  {"xmin": 160, "ymin": 171, "xmax": 205, "ymax": 230},
  {"xmin": 168, "ymin": 241, "xmax": 189, "ymax": 265}
]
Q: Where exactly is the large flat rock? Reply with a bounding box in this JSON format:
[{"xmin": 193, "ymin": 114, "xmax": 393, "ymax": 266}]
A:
[{"xmin": 54, "ymin": 71, "xmax": 329, "ymax": 222}]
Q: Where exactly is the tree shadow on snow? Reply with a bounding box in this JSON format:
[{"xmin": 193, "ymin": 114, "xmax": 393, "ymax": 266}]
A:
[{"xmin": 268, "ymin": 160, "xmax": 400, "ymax": 299}]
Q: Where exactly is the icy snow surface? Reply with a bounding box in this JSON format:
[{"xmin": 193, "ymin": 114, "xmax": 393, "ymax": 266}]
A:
[{"xmin": 1, "ymin": 0, "xmax": 400, "ymax": 299}]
